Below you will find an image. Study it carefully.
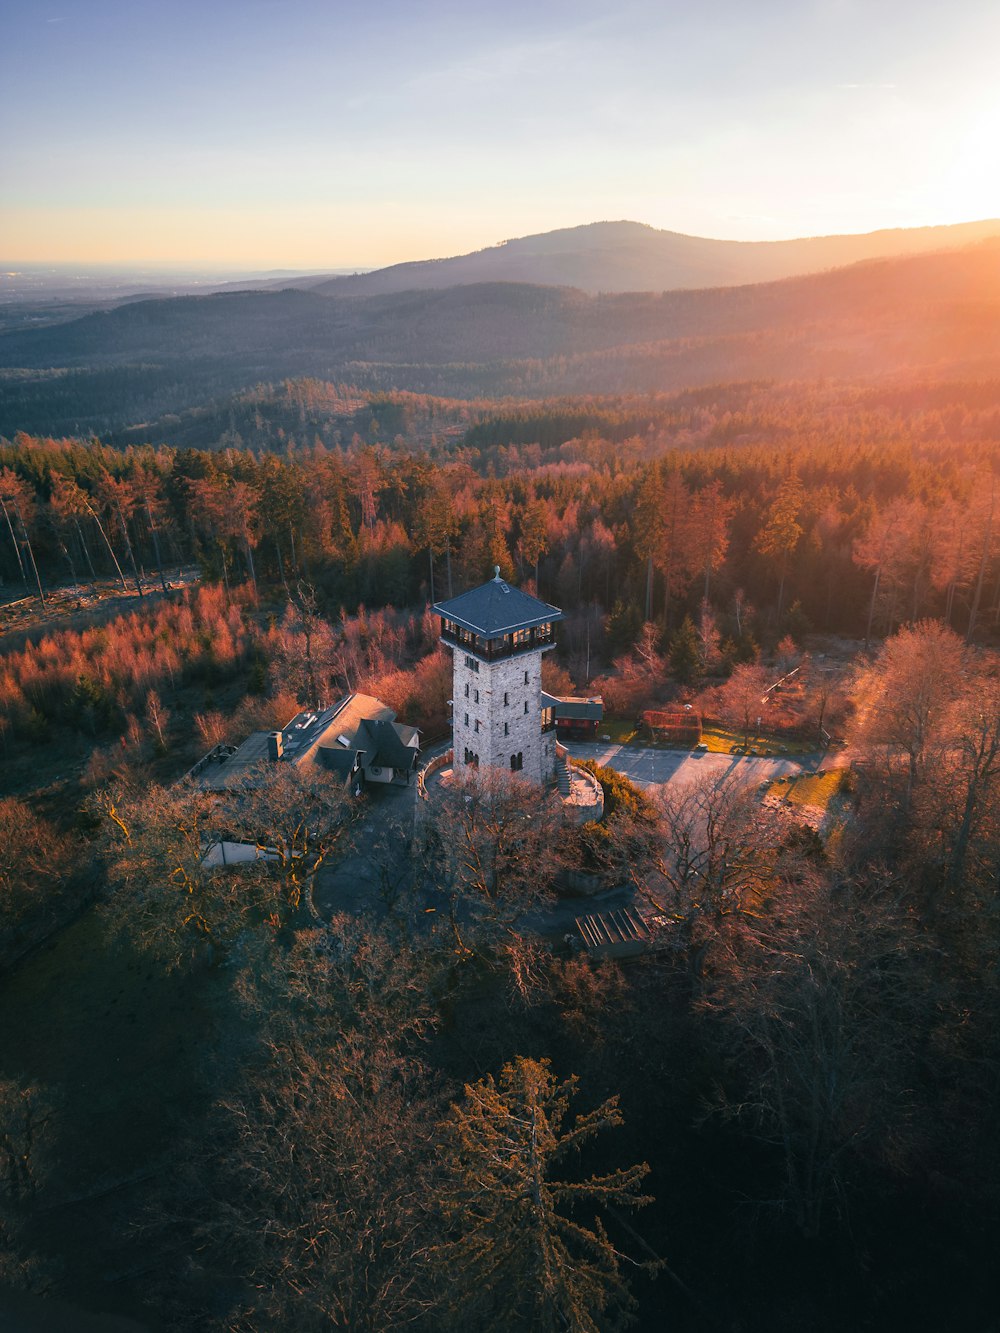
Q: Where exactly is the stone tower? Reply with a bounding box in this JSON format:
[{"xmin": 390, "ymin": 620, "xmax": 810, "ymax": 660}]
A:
[{"xmin": 434, "ymin": 569, "xmax": 563, "ymax": 785}]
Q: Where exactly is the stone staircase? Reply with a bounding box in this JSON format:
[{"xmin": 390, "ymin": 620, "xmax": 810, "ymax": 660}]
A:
[{"xmin": 555, "ymin": 743, "xmax": 572, "ymax": 796}]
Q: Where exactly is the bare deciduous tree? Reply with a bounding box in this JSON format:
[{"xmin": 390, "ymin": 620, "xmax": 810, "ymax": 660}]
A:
[
  {"xmin": 221, "ymin": 766, "xmax": 360, "ymax": 920},
  {"xmin": 852, "ymin": 619, "xmax": 967, "ymax": 812},
  {"xmin": 0, "ymin": 1079, "xmax": 56, "ymax": 1294},
  {"xmin": 710, "ymin": 661, "xmax": 773, "ymax": 751},
  {"xmin": 96, "ymin": 782, "xmax": 240, "ymax": 967},
  {"xmin": 0, "ymin": 799, "xmax": 74, "ymax": 962},
  {"xmin": 422, "ymin": 768, "xmax": 562, "ymax": 957},
  {"xmin": 700, "ymin": 867, "xmax": 922, "ymax": 1239},
  {"xmin": 646, "ymin": 773, "xmax": 789, "ymax": 981},
  {"xmin": 191, "ymin": 918, "xmax": 443, "ymax": 1331}
]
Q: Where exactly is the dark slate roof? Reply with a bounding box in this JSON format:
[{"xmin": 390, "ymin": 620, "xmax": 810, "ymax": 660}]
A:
[
  {"xmin": 318, "ymin": 746, "xmax": 361, "ymax": 777},
  {"xmin": 188, "ymin": 691, "xmax": 418, "ymax": 790},
  {"xmin": 357, "ymin": 719, "xmax": 418, "ymax": 770},
  {"xmin": 542, "ymin": 692, "xmax": 604, "ymax": 720},
  {"xmin": 433, "ymin": 573, "xmax": 563, "ymax": 638},
  {"xmin": 394, "ymin": 721, "xmax": 421, "ymax": 747}
]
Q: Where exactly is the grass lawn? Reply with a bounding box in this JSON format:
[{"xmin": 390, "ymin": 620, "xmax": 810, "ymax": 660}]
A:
[
  {"xmin": 595, "ymin": 715, "xmax": 823, "ymax": 757},
  {"xmin": 768, "ymin": 768, "xmax": 845, "ymax": 810},
  {"xmin": 598, "ymin": 719, "xmax": 818, "ymax": 755},
  {"xmin": 699, "ymin": 724, "xmax": 747, "ymax": 754},
  {"xmin": 699, "ymin": 724, "xmax": 818, "ymax": 757},
  {"xmin": 596, "ymin": 718, "xmax": 640, "ymax": 743}
]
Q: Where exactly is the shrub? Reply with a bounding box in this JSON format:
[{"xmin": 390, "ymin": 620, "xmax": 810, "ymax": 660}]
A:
[{"xmin": 574, "ymin": 758, "xmax": 656, "ymax": 823}]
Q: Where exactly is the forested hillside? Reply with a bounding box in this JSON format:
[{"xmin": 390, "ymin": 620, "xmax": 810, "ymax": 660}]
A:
[
  {"xmin": 3, "ymin": 241, "xmax": 1000, "ymax": 439},
  {"xmin": 2, "ymin": 234, "xmax": 1000, "ymax": 1333},
  {"xmin": 3, "ymin": 376, "xmax": 999, "ymax": 651},
  {"xmin": 0, "ymin": 409, "xmax": 998, "ymax": 1330}
]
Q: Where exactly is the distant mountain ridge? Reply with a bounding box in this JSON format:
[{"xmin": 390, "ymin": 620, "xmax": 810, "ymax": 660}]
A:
[
  {"xmin": 3, "ymin": 239, "xmax": 1000, "ymax": 439},
  {"xmin": 305, "ymin": 218, "xmax": 1000, "ymax": 297}
]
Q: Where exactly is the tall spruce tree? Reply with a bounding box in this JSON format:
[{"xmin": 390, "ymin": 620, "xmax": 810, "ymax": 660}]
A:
[
  {"xmin": 669, "ymin": 615, "xmax": 703, "ymax": 685},
  {"xmin": 433, "ymin": 1056, "xmax": 653, "ymax": 1333}
]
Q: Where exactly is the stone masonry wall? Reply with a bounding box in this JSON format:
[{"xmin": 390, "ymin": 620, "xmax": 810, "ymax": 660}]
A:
[{"xmin": 451, "ymin": 646, "xmax": 556, "ymax": 785}]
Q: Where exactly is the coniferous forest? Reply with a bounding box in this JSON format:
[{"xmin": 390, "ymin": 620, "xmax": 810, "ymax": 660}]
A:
[{"xmin": 0, "ymin": 352, "xmax": 999, "ymax": 1331}]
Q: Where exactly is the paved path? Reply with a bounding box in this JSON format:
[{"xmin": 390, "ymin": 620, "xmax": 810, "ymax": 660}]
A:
[
  {"xmin": 564, "ymin": 741, "xmax": 815, "ymax": 791},
  {"xmin": 313, "ymin": 781, "xmax": 418, "ymax": 918},
  {"xmin": 313, "ymin": 742, "xmax": 821, "ymax": 931}
]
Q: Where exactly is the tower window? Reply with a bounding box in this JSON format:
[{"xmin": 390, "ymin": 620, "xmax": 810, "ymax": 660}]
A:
[
  {"xmin": 464, "ymin": 683, "xmax": 469, "ymax": 698},
  {"xmin": 464, "ymin": 713, "xmax": 469, "ymax": 727},
  {"xmin": 474, "ymin": 689, "xmax": 479, "ymax": 703},
  {"xmin": 504, "ymin": 692, "xmax": 509, "ymax": 706},
  {"xmin": 504, "ymin": 722, "xmax": 509, "ymax": 736},
  {"xmin": 474, "ymin": 719, "xmax": 480, "ymax": 733},
  {"xmin": 524, "ymin": 670, "xmax": 529, "ymax": 685},
  {"xmin": 465, "ymin": 655, "xmax": 479, "ymax": 674},
  {"xmin": 524, "ymin": 702, "xmax": 529, "ymax": 714}
]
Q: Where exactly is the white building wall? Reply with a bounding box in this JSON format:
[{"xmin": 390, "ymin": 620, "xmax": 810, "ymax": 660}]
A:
[{"xmin": 452, "ymin": 646, "xmax": 556, "ymax": 785}]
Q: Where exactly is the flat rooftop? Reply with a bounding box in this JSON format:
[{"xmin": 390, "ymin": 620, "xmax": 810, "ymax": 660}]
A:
[{"xmin": 542, "ymin": 692, "xmax": 603, "ymax": 720}]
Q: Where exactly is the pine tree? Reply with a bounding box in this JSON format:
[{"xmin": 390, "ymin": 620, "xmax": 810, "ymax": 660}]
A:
[
  {"xmin": 519, "ymin": 497, "xmax": 550, "ymax": 589},
  {"xmin": 756, "ymin": 473, "xmax": 804, "ymax": 622},
  {"xmin": 433, "ymin": 1056, "xmax": 653, "ymax": 1333},
  {"xmin": 669, "ymin": 616, "xmax": 702, "ymax": 685}
]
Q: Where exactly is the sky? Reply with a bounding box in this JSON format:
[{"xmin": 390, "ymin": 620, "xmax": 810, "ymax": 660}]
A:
[{"xmin": 2, "ymin": 0, "xmax": 1000, "ymax": 269}]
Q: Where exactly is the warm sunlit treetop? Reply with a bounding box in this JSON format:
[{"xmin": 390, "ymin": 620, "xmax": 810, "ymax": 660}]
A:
[{"xmin": 2, "ymin": 0, "xmax": 999, "ymax": 267}]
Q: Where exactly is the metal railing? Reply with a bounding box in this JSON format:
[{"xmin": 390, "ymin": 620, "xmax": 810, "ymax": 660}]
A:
[{"xmin": 439, "ymin": 624, "xmax": 555, "ymax": 661}]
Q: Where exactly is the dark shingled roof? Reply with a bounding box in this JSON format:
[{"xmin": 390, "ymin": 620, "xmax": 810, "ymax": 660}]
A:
[
  {"xmin": 433, "ymin": 573, "xmax": 563, "ymax": 639},
  {"xmin": 188, "ymin": 691, "xmax": 419, "ymax": 790},
  {"xmin": 318, "ymin": 747, "xmax": 361, "ymax": 777},
  {"xmin": 356, "ymin": 718, "xmax": 418, "ymax": 770}
]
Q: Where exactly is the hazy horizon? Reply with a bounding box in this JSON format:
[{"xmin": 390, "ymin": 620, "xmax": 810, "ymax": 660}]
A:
[
  {"xmin": 3, "ymin": 0, "xmax": 1000, "ymax": 268},
  {"xmin": 4, "ymin": 213, "xmax": 1000, "ymax": 279}
]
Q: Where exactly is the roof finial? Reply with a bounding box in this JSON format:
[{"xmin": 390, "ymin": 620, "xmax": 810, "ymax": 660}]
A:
[{"xmin": 493, "ymin": 565, "xmax": 501, "ymax": 581}]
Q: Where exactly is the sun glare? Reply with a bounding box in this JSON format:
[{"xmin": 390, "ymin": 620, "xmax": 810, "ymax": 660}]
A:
[{"xmin": 935, "ymin": 99, "xmax": 1000, "ymax": 222}]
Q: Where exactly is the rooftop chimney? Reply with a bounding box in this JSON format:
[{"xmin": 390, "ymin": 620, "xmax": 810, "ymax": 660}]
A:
[{"xmin": 267, "ymin": 730, "xmax": 284, "ymax": 762}]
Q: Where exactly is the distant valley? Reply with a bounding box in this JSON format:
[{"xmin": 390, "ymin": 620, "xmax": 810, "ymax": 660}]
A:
[{"xmin": 2, "ymin": 233, "xmax": 1000, "ymax": 441}]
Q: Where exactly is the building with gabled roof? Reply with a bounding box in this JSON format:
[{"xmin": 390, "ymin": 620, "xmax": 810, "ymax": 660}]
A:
[{"xmin": 187, "ymin": 692, "xmax": 420, "ymax": 794}]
